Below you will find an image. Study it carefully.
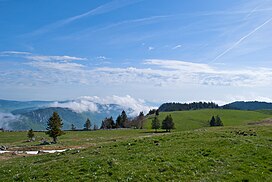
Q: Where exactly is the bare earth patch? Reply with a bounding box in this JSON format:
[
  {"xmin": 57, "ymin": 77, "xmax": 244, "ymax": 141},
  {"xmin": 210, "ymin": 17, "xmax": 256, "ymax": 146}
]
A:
[{"xmin": 248, "ymin": 118, "xmax": 272, "ymax": 125}]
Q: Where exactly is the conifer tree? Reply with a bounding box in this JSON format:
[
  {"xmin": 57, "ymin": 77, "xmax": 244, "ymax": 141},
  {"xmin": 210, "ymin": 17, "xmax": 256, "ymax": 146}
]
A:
[
  {"xmin": 46, "ymin": 112, "xmax": 64, "ymax": 143},
  {"xmin": 121, "ymin": 110, "xmax": 128, "ymax": 127},
  {"xmin": 209, "ymin": 116, "xmax": 216, "ymax": 126},
  {"xmin": 116, "ymin": 115, "xmax": 122, "ymax": 128},
  {"xmin": 151, "ymin": 117, "xmax": 160, "ymax": 132},
  {"xmin": 161, "ymin": 114, "xmax": 175, "ymax": 132},
  {"xmin": 84, "ymin": 118, "xmax": 91, "ymax": 130},
  {"xmin": 155, "ymin": 109, "xmax": 159, "ymax": 116},
  {"xmin": 100, "ymin": 117, "xmax": 115, "ymax": 129},
  {"xmin": 138, "ymin": 111, "xmax": 145, "ymax": 129},
  {"xmin": 215, "ymin": 115, "xmax": 223, "ymax": 126},
  {"xmin": 27, "ymin": 129, "xmax": 35, "ymax": 141},
  {"xmin": 209, "ymin": 115, "xmax": 223, "ymax": 126},
  {"xmin": 116, "ymin": 110, "xmax": 128, "ymax": 128}
]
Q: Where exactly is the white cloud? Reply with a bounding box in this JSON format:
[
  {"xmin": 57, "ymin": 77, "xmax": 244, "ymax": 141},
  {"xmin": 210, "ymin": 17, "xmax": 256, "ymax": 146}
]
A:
[
  {"xmin": 0, "ymin": 51, "xmax": 31, "ymax": 56},
  {"xmin": 96, "ymin": 56, "xmax": 108, "ymax": 60},
  {"xmin": 144, "ymin": 59, "xmax": 214, "ymax": 73},
  {"xmin": 0, "ymin": 112, "xmax": 22, "ymax": 130},
  {"xmin": 49, "ymin": 95, "xmax": 154, "ymax": 116},
  {"xmin": 172, "ymin": 45, "xmax": 182, "ymax": 49},
  {"xmin": 148, "ymin": 46, "xmax": 155, "ymax": 51},
  {"xmin": 26, "ymin": 61, "xmax": 85, "ymax": 71},
  {"xmin": 26, "ymin": 55, "xmax": 87, "ymax": 62},
  {"xmin": 50, "ymin": 100, "xmax": 99, "ymax": 113},
  {"xmin": 28, "ymin": 0, "xmax": 143, "ymax": 36},
  {"xmin": 225, "ymin": 94, "xmax": 272, "ymax": 103},
  {"xmin": 143, "ymin": 59, "xmax": 272, "ymax": 87},
  {"xmin": 2, "ymin": 55, "xmax": 272, "ymax": 90},
  {"xmin": 80, "ymin": 95, "xmax": 154, "ymax": 115},
  {"xmin": 0, "ymin": 50, "xmax": 87, "ymax": 62}
]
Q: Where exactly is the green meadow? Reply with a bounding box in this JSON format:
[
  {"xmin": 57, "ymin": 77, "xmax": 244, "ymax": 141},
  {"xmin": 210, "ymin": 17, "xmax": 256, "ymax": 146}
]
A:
[
  {"xmin": 146, "ymin": 109, "xmax": 272, "ymax": 131},
  {"xmin": 1, "ymin": 109, "xmax": 272, "ymax": 181}
]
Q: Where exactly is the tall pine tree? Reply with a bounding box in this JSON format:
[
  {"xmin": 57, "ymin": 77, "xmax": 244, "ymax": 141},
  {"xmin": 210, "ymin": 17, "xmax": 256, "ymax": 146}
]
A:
[
  {"xmin": 215, "ymin": 115, "xmax": 223, "ymax": 126},
  {"xmin": 209, "ymin": 116, "xmax": 216, "ymax": 126},
  {"xmin": 46, "ymin": 112, "xmax": 64, "ymax": 143},
  {"xmin": 84, "ymin": 118, "xmax": 91, "ymax": 130},
  {"xmin": 161, "ymin": 115, "xmax": 175, "ymax": 132},
  {"xmin": 121, "ymin": 110, "xmax": 128, "ymax": 127},
  {"xmin": 116, "ymin": 115, "xmax": 122, "ymax": 128}
]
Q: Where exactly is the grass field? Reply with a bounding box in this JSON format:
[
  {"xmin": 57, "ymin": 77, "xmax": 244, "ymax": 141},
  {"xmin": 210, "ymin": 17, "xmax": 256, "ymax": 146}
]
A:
[
  {"xmin": 146, "ymin": 109, "xmax": 272, "ymax": 131},
  {"xmin": 0, "ymin": 125, "xmax": 271, "ymax": 181},
  {"xmin": 0, "ymin": 129, "xmax": 155, "ymax": 150},
  {"xmin": 1, "ymin": 109, "xmax": 272, "ymax": 181}
]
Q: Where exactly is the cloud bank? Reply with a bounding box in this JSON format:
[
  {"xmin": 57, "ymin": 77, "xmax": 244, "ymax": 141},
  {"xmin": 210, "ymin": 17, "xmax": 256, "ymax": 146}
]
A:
[
  {"xmin": 1, "ymin": 51, "xmax": 271, "ymax": 103},
  {"xmin": 50, "ymin": 95, "xmax": 154, "ymax": 116},
  {"xmin": 0, "ymin": 112, "xmax": 21, "ymax": 130},
  {"xmin": 1, "ymin": 54, "xmax": 272, "ymax": 88}
]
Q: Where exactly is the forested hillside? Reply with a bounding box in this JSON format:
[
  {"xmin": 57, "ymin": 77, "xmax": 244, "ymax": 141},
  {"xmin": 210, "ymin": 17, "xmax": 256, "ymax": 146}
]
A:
[
  {"xmin": 158, "ymin": 102, "xmax": 219, "ymax": 112},
  {"xmin": 223, "ymin": 101, "xmax": 272, "ymax": 110}
]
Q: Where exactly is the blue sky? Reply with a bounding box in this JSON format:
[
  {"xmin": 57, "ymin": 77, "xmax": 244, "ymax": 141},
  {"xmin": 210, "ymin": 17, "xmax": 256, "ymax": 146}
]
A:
[{"xmin": 0, "ymin": 0, "xmax": 272, "ymax": 105}]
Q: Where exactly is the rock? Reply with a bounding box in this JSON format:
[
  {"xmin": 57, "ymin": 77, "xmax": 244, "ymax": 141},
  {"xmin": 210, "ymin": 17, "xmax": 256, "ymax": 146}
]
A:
[{"xmin": 0, "ymin": 145, "xmax": 7, "ymax": 151}]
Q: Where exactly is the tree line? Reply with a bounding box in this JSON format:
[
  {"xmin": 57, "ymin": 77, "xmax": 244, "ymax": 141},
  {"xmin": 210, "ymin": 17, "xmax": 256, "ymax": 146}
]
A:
[
  {"xmin": 27, "ymin": 110, "xmax": 146, "ymax": 143},
  {"xmin": 100, "ymin": 111, "xmax": 145, "ymax": 129},
  {"xmin": 27, "ymin": 111, "xmax": 221, "ymax": 143},
  {"xmin": 158, "ymin": 102, "xmax": 219, "ymax": 112}
]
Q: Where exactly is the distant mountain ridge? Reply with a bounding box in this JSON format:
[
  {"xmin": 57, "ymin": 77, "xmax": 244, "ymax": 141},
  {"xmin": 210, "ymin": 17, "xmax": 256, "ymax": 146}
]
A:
[
  {"xmin": 158, "ymin": 101, "xmax": 272, "ymax": 112},
  {"xmin": 0, "ymin": 98, "xmax": 148, "ymax": 131},
  {"xmin": 0, "ymin": 99, "xmax": 52, "ymax": 113},
  {"xmin": 2, "ymin": 99, "xmax": 272, "ymax": 130},
  {"xmin": 222, "ymin": 101, "xmax": 272, "ymax": 110}
]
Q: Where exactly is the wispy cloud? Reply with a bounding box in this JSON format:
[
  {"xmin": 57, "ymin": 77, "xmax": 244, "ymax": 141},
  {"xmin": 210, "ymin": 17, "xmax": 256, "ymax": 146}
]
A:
[
  {"xmin": 1, "ymin": 57, "xmax": 272, "ymax": 105},
  {"xmin": 53, "ymin": 14, "xmax": 172, "ymax": 42},
  {"xmin": 144, "ymin": 59, "xmax": 214, "ymax": 73},
  {"xmin": 0, "ymin": 51, "xmax": 31, "ymax": 56},
  {"xmin": 29, "ymin": 0, "xmax": 143, "ymax": 36},
  {"xmin": 26, "ymin": 61, "xmax": 85, "ymax": 71},
  {"xmin": 181, "ymin": 8, "xmax": 272, "ymax": 17},
  {"xmin": 144, "ymin": 59, "xmax": 272, "ymax": 87},
  {"xmin": 0, "ymin": 51, "xmax": 87, "ymax": 62},
  {"xmin": 211, "ymin": 17, "xmax": 272, "ymax": 63},
  {"xmin": 172, "ymin": 45, "xmax": 182, "ymax": 50},
  {"xmin": 26, "ymin": 55, "xmax": 87, "ymax": 62},
  {"xmin": 148, "ymin": 46, "xmax": 155, "ymax": 51},
  {"xmin": 2, "ymin": 58, "xmax": 272, "ymax": 88}
]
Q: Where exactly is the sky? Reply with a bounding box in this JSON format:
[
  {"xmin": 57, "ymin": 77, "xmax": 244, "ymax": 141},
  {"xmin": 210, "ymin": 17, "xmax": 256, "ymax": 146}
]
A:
[{"xmin": 0, "ymin": 0, "xmax": 272, "ymax": 105}]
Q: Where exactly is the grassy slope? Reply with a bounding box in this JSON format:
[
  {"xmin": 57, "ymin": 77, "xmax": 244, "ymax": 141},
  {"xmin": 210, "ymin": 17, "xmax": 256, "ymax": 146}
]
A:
[
  {"xmin": 1, "ymin": 109, "xmax": 272, "ymax": 181},
  {"xmin": 257, "ymin": 109, "xmax": 272, "ymax": 115},
  {"xmin": 146, "ymin": 109, "xmax": 272, "ymax": 131},
  {"xmin": 0, "ymin": 130, "xmax": 154, "ymax": 150},
  {"xmin": 0, "ymin": 125, "xmax": 271, "ymax": 181}
]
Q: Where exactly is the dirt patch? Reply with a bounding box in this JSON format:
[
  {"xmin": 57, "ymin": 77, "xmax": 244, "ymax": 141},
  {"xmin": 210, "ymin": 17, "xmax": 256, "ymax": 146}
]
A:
[
  {"xmin": 0, "ymin": 152, "xmax": 31, "ymax": 161},
  {"xmin": 248, "ymin": 119, "xmax": 272, "ymax": 125},
  {"xmin": 0, "ymin": 154, "xmax": 14, "ymax": 161}
]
